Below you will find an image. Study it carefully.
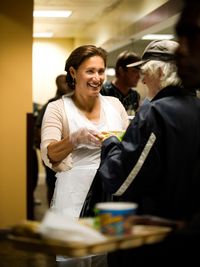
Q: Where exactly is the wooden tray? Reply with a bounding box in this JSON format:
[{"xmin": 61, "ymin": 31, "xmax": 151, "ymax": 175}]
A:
[{"xmin": 8, "ymin": 220, "xmax": 171, "ymax": 257}]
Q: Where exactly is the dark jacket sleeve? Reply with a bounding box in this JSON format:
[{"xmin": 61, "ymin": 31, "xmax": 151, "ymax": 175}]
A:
[{"xmin": 98, "ymin": 103, "xmax": 157, "ymax": 189}]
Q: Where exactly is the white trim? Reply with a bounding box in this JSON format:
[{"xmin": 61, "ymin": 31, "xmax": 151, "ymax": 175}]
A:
[{"xmin": 113, "ymin": 132, "xmax": 156, "ymax": 196}]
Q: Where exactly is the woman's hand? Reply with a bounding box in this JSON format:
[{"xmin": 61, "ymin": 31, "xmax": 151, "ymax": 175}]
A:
[{"xmin": 69, "ymin": 128, "xmax": 102, "ymax": 147}]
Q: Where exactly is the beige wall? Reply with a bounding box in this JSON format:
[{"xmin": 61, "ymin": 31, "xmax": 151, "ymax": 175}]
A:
[
  {"xmin": 33, "ymin": 38, "xmax": 74, "ymax": 105},
  {"xmin": 0, "ymin": 0, "xmax": 33, "ymax": 227}
]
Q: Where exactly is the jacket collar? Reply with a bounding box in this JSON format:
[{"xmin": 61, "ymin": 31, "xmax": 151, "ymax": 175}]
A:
[{"xmin": 152, "ymin": 85, "xmax": 196, "ymax": 102}]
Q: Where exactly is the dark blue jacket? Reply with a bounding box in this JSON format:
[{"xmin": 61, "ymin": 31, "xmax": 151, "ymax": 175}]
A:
[{"xmin": 98, "ymin": 85, "xmax": 200, "ymax": 221}]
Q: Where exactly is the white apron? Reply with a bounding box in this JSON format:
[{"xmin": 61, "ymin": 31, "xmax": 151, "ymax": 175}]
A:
[{"xmin": 51, "ymin": 94, "xmax": 124, "ymax": 218}]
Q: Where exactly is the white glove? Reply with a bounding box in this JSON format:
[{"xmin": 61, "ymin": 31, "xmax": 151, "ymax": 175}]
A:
[{"xmin": 69, "ymin": 128, "xmax": 102, "ymax": 148}]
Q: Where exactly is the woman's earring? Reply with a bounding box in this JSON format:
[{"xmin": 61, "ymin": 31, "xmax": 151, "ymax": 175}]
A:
[{"xmin": 72, "ymin": 78, "xmax": 76, "ymax": 87}]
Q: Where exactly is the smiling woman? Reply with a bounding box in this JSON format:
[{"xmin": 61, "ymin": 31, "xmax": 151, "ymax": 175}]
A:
[{"xmin": 40, "ymin": 44, "xmax": 129, "ymax": 267}]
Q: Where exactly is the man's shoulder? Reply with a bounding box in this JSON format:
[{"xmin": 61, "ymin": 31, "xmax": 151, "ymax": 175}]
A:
[
  {"xmin": 129, "ymin": 88, "xmax": 140, "ymax": 98},
  {"xmin": 101, "ymin": 81, "xmax": 114, "ymax": 91},
  {"xmin": 101, "ymin": 81, "xmax": 117, "ymax": 96}
]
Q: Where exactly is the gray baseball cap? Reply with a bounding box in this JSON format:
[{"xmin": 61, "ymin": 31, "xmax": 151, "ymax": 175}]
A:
[{"xmin": 127, "ymin": 39, "xmax": 179, "ymax": 68}]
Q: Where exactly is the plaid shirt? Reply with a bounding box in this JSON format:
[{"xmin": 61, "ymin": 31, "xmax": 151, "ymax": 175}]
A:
[{"xmin": 101, "ymin": 81, "xmax": 140, "ymax": 115}]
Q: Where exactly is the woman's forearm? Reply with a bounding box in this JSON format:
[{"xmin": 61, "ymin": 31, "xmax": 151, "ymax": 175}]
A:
[{"xmin": 47, "ymin": 137, "xmax": 74, "ymax": 164}]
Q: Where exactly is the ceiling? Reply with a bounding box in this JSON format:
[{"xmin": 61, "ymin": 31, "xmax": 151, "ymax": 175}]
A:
[{"xmin": 33, "ymin": 0, "xmax": 183, "ymax": 57}]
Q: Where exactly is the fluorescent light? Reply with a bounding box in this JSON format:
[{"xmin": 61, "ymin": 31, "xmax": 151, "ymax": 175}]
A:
[
  {"xmin": 142, "ymin": 34, "xmax": 174, "ymax": 40},
  {"xmin": 33, "ymin": 10, "xmax": 72, "ymax": 18},
  {"xmin": 33, "ymin": 32, "xmax": 54, "ymax": 38}
]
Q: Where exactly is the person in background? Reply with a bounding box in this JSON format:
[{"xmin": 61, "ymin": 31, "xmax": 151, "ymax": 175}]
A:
[
  {"xmin": 32, "ymin": 102, "xmax": 42, "ymax": 206},
  {"xmin": 94, "ymin": 33, "xmax": 200, "ymax": 265},
  {"xmin": 34, "ymin": 74, "xmax": 69, "ymax": 206},
  {"xmin": 41, "ymin": 45, "xmax": 129, "ymax": 267},
  {"xmin": 101, "ymin": 50, "xmax": 141, "ymax": 116}
]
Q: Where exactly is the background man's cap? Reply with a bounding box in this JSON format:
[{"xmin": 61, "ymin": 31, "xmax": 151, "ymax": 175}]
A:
[{"xmin": 127, "ymin": 40, "xmax": 179, "ymax": 68}]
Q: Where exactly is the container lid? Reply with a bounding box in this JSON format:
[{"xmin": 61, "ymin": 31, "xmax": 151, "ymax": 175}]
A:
[{"xmin": 95, "ymin": 202, "xmax": 138, "ymax": 210}]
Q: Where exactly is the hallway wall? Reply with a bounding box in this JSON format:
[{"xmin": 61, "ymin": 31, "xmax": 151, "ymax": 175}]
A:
[{"xmin": 0, "ymin": 0, "xmax": 33, "ymax": 227}]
